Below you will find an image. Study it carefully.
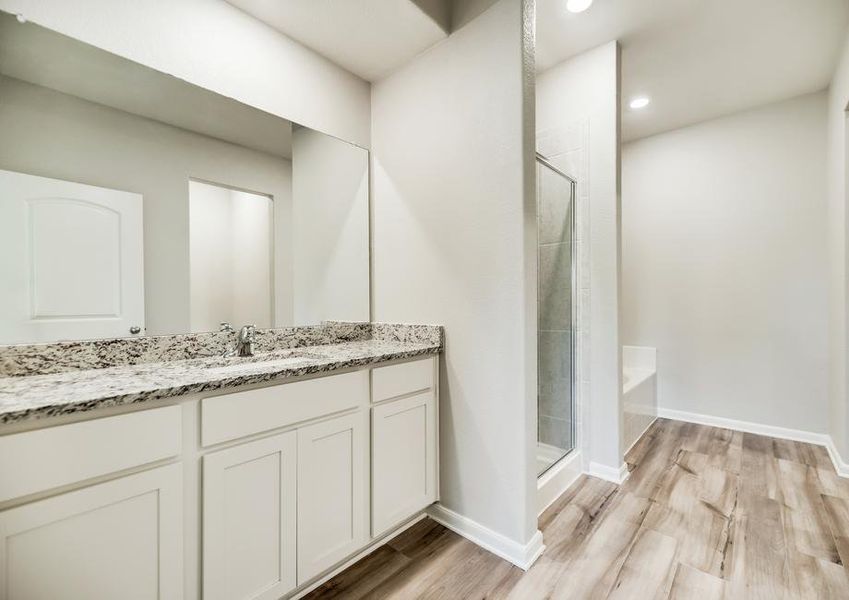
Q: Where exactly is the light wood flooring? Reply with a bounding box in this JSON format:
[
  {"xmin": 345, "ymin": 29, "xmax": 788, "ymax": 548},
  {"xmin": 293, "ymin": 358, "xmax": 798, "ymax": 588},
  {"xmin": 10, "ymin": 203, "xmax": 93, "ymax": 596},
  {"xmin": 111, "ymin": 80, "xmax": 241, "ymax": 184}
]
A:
[{"xmin": 304, "ymin": 418, "xmax": 849, "ymax": 599}]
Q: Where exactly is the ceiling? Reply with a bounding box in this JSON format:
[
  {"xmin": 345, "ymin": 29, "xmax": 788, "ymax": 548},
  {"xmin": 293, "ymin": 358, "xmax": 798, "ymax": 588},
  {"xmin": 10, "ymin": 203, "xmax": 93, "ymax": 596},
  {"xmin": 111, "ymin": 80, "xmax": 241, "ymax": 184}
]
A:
[
  {"xmin": 225, "ymin": 0, "xmax": 450, "ymax": 82},
  {"xmin": 537, "ymin": 0, "xmax": 849, "ymax": 141},
  {"xmin": 0, "ymin": 11, "xmax": 293, "ymax": 158},
  {"xmin": 8, "ymin": 1, "xmax": 845, "ymax": 145}
]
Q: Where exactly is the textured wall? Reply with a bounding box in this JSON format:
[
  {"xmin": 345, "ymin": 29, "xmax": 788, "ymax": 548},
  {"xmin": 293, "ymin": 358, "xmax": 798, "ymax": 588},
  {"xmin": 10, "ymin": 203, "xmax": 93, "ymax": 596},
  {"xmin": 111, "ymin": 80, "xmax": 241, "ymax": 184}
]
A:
[
  {"xmin": 622, "ymin": 92, "xmax": 829, "ymax": 434},
  {"xmin": 371, "ymin": 0, "xmax": 538, "ymax": 549},
  {"xmin": 827, "ymin": 34, "xmax": 849, "ymax": 459}
]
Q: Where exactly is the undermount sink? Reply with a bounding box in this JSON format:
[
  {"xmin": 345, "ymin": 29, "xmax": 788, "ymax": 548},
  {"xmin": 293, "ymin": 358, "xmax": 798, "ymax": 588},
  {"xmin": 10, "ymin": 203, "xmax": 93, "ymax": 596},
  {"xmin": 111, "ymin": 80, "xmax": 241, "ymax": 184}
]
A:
[{"xmin": 203, "ymin": 350, "xmax": 323, "ymax": 374}]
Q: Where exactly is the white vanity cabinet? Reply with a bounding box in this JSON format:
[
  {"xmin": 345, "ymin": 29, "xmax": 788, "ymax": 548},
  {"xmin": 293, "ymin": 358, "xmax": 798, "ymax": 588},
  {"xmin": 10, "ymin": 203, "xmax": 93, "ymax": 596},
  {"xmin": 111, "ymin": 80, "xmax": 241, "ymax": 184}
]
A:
[
  {"xmin": 371, "ymin": 391, "xmax": 437, "ymax": 537},
  {"xmin": 0, "ymin": 463, "xmax": 183, "ymax": 600},
  {"xmin": 0, "ymin": 406, "xmax": 183, "ymax": 600},
  {"xmin": 200, "ymin": 370, "xmax": 369, "ymax": 598},
  {"xmin": 371, "ymin": 359, "xmax": 438, "ymax": 537},
  {"xmin": 296, "ymin": 412, "xmax": 367, "ymax": 583},
  {"xmin": 0, "ymin": 356, "xmax": 438, "ymax": 600},
  {"xmin": 202, "ymin": 431, "xmax": 297, "ymax": 600}
]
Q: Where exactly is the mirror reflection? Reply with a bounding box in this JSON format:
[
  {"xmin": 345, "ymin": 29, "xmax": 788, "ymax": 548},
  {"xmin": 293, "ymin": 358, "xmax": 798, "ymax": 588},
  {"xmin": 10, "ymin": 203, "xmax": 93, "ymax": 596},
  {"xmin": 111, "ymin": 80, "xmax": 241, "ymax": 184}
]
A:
[
  {"xmin": 0, "ymin": 11, "xmax": 369, "ymax": 345},
  {"xmin": 189, "ymin": 181, "xmax": 273, "ymax": 333}
]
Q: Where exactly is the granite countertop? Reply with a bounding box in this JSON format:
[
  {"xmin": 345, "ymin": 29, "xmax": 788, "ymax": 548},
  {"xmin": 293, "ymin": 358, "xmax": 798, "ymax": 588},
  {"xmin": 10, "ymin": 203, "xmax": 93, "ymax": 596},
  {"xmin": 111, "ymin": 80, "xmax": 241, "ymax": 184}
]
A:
[{"xmin": 0, "ymin": 338, "xmax": 440, "ymax": 425}]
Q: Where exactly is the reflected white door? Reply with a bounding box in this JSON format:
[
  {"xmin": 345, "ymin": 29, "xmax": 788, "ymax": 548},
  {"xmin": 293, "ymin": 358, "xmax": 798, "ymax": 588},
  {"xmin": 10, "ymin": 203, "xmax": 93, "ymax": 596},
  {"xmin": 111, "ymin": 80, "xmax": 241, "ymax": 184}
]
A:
[{"xmin": 0, "ymin": 169, "xmax": 144, "ymax": 343}]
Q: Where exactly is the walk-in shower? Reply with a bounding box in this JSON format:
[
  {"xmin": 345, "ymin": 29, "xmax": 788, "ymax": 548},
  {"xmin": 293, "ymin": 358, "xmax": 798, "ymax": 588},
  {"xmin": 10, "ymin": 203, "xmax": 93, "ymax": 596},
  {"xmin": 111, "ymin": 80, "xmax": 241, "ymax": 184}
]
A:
[{"xmin": 536, "ymin": 153, "xmax": 577, "ymax": 476}]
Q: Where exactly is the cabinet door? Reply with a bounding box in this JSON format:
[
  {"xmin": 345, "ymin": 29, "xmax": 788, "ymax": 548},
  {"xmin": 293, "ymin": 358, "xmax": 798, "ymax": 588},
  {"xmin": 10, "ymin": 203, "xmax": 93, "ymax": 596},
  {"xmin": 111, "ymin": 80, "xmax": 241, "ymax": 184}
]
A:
[
  {"xmin": 0, "ymin": 464, "xmax": 182, "ymax": 600},
  {"xmin": 297, "ymin": 412, "xmax": 366, "ymax": 584},
  {"xmin": 203, "ymin": 431, "xmax": 297, "ymax": 600},
  {"xmin": 371, "ymin": 391, "xmax": 437, "ymax": 537}
]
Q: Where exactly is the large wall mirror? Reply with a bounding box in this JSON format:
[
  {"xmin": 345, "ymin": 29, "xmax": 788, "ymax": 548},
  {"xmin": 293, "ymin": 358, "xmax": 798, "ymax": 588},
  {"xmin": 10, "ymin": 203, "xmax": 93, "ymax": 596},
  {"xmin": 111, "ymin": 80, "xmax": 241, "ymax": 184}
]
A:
[{"xmin": 0, "ymin": 10, "xmax": 369, "ymax": 345}]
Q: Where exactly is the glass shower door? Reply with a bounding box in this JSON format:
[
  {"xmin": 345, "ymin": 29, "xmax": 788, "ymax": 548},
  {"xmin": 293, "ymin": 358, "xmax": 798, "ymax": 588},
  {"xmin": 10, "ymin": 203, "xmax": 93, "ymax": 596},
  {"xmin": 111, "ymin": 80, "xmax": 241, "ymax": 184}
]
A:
[{"xmin": 536, "ymin": 155, "xmax": 576, "ymax": 476}]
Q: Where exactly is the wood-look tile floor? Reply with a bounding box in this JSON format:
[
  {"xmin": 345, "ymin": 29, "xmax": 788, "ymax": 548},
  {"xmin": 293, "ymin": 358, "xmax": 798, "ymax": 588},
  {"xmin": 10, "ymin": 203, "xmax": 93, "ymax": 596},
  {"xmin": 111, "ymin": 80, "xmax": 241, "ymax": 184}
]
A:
[{"xmin": 304, "ymin": 419, "xmax": 849, "ymax": 599}]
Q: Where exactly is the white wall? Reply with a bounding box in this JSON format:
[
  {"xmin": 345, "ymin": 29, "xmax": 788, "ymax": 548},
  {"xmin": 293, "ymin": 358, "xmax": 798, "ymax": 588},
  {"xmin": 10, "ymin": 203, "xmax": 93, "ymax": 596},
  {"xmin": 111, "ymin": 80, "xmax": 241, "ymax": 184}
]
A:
[
  {"xmin": 371, "ymin": 0, "xmax": 538, "ymax": 551},
  {"xmin": 827, "ymin": 35, "xmax": 849, "ymax": 461},
  {"xmin": 622, "ymin": 92, "xmax": 829, "ymax": 433},
  {"xmin": 536, "ymin": 42, "xmax": 623, "ymax": 471},
  {"xmin": 0, "ymin": 76, "xmax": 291, "ymax": 334},
  {"xmin": 292, "ymin": 127, "xmax": 370, "ymax": 324},
  {"xmin": 189, "ymin": 183, "xmax": 273, "ymax": 332},
  {"xmin": 231, "ymin": 190, "xmax": 273, "ymax": 328},
  {"xmin": 189, "ymin": 183, "xmax": 234, "ymax": 332},
  {"xmin": 0, "ymin": 0, "xmax": 371, "ymax": 147}
]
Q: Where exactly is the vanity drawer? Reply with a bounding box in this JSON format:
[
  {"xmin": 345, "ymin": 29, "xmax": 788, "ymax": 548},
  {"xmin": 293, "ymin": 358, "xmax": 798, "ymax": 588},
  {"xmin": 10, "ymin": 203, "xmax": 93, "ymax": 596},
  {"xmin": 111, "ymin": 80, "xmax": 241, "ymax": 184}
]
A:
[
  {"xmin": 0, "ymin": 405, "xmax": 181, "ymax": 503},
  {"xmin": 201, "ymin": 370, "xmax": 369, "ymax": 446},
  {"xmin": 371, "ymin": 357, "xmax": 435, "ymax": 404}
]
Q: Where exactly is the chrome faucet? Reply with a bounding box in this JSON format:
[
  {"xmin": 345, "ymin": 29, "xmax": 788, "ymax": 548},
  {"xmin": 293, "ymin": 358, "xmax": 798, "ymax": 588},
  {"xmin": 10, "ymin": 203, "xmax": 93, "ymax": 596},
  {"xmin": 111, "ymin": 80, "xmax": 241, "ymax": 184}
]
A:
[{"xmin": 236, "ymin": 324, "xmax": 256, "ymax": 357}]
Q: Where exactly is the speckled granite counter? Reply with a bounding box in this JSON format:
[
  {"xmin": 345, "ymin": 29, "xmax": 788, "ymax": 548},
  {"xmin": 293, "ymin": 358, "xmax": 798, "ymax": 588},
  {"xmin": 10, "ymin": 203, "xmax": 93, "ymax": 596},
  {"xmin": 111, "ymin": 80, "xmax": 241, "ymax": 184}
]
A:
[{"xmin": 0, "ymin": 323, "xmax": 442, "ymax": 425}]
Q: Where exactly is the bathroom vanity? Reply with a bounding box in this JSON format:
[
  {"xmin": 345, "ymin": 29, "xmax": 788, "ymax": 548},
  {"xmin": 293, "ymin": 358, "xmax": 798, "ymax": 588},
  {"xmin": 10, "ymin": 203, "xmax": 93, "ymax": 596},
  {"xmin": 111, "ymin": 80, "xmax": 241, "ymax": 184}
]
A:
[
  {"xmin": 0, "ymin": 10, "xmax": 442, "ymax": 599},
  {"xmin": 0, "ymin": 324, "xmax": 441, "ymax": 599}
]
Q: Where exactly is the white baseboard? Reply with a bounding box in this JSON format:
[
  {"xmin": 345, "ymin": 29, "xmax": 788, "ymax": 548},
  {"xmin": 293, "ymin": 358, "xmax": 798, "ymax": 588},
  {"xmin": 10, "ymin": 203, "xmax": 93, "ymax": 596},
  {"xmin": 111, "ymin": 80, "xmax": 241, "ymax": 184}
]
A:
[
  {"xmin": 538, "ymin": 451, "xmax": 582, "ymax": 516},
  {"xmin": 657, "ymin": 407, "xmax": 830, "ymax": 445},
  {"xmin": 426, "ymin": 504, "xmax": 545, "ymax": 570},
  {"xmin": 825, "ymin": 438, "xmax": 849, "ymax": 478},
  {"xmin": 657, "ymin": 407, "xmax": 849, "ymax": 479},
  {"xmin": 586, "ymin": 461, "xmax": 630, "ymax": 484}
]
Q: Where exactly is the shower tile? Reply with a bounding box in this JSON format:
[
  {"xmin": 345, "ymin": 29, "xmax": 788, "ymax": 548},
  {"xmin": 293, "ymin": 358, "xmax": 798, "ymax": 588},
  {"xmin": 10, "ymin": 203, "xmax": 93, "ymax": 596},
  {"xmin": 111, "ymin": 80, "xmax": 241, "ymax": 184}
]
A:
[
  {"xmin": 574, "ymin": 199, "xmax": 584, "ymax": 242},
  {"xmin": 538, "ymin": 330, "xmax": 572, "ymax": 418},
  {"xmin": 558, "ymin": 151, "xmax": 581, "ymax": 181},
  {"xmin": 539, "ymin": 386, "xmax": 572, "ymax": 422},
  {"xmin": 536, "ymin": 130, "xmax": 563, "ymax": 157},
  {"xmin": 579, "ymin": 252, "xmax": 590, "ymax": 290},
  {"xmin": 581, "ymin": 330, "xmax": 592, "ymax": 373},
  {"xmin": 539, "ymin": 242, "xmax": 572, "ymax": 331},
  {"xmin": 538, "ymin": 181, "xmax": 573, "ymax": 245},
  {"xmin": 539, "ymin": 415, "xmax": 573, "ymax": 453},
  {"xmin": 580, "ymin": 289, "xmax": 591, "ymax": 328},
  {"xmin": 537, "ymin": 127, "xmax": 574, "ymax": 157}
]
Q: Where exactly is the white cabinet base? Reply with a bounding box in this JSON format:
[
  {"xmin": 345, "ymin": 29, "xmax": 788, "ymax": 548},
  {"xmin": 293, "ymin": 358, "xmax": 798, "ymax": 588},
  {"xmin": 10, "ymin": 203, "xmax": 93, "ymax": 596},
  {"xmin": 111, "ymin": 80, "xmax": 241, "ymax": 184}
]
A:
[
  {"xmin": 372, "ymin": 391, "xmax": 437, "ymax": 537},
  {"xmin": 0, "ymin": 464, "xmax": 182, "ymax": 600},
  {"xmin": 203, "ymin": 431, "xmax": 297, "ymax": 600},
  {"xmin": 0, "ymin": 357, "xmax": 440, "ymax": 600},
  {"xmin": 296, "ymin": 411, "xmax": 367, "ymax": 584}
]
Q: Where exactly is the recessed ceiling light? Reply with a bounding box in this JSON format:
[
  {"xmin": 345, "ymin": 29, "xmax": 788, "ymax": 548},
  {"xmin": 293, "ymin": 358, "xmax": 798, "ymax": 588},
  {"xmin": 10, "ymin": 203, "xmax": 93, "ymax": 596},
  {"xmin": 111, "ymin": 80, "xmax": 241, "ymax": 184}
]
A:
[
  {"xmin": 629, "ymin": 96, "xmax": 650, "ymax": 109},
  {"xmin": 566, "ymin": 0, "xmax": 593, "ymax": 13}
]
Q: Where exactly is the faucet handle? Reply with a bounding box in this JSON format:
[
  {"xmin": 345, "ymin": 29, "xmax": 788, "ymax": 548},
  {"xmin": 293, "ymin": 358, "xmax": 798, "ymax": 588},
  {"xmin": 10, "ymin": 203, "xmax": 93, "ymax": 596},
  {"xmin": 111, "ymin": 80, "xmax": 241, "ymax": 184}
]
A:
[
  {"xmin": 219, "ymin": 321, "xmax": 235, "ymax": 334},
  {"xmin": 236, "ymin": 325, "xmax": 257, "ymax": 357}
]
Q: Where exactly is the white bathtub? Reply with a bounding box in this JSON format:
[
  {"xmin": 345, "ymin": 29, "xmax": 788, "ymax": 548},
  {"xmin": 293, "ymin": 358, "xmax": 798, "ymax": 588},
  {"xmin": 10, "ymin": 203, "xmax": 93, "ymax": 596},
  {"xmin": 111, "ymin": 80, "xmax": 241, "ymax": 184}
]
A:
[{"xmin": 622, "ymin": 346, "xmax": 657, "ymax": 452}]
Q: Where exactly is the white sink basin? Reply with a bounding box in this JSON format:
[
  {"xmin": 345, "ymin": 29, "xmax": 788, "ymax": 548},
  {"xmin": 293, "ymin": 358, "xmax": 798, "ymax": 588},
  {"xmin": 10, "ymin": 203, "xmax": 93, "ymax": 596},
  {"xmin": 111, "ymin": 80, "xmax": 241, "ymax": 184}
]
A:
[{"xmin": 204, "ymin": 352, "xmax": 321, "ymax": 375}]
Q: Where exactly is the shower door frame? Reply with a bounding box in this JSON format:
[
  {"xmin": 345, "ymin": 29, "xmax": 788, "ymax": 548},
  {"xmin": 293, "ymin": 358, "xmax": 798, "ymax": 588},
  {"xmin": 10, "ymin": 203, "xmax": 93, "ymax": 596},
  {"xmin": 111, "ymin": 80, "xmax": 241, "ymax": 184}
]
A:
[{"xmin": 535, "ymin": 152, "xmax": 578, "ymax": 477}]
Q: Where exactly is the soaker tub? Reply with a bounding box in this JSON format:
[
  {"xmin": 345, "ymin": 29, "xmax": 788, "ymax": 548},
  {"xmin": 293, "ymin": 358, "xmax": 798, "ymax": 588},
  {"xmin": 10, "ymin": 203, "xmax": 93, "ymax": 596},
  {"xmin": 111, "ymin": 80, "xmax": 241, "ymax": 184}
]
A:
[{"xmin": 622, "ymin": 345, "xmax": 657, "ymax": 452}]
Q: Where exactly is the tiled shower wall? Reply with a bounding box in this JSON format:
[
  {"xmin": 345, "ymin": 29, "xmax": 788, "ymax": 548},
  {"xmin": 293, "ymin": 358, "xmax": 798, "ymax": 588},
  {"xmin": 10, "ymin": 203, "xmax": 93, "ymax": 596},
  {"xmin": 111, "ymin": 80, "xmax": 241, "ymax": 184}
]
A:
[
  {"xmin": 537, "ymin": 119, "xmax": 590, "ymax": 462},
  {"xmin": 537, "ymin": 159, "xmax": 575, "ymax": 454}
]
